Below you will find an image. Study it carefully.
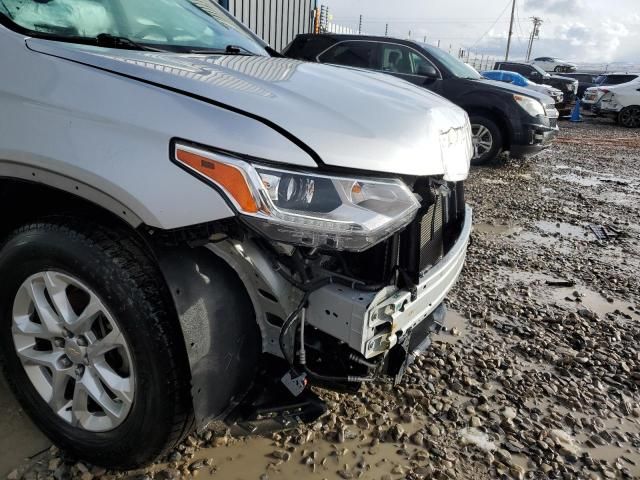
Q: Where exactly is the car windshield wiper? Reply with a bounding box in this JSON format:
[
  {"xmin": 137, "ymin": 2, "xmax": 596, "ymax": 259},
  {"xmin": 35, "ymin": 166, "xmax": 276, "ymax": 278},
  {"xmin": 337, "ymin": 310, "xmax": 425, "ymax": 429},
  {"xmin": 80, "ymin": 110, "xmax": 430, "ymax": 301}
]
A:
[
  {"xmin": 187, "ymin": 44, "xmax": 257, "ymax": 56},
  {"xmin": 94, "ymin": 33, "xmax": 167, "ymax": 52}
]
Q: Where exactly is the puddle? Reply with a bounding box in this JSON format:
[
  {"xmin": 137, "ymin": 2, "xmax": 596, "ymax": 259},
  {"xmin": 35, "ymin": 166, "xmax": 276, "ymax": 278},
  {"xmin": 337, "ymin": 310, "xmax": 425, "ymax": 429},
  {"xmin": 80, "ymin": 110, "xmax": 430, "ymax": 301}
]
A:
[
  {"xmin": 547, "ymin": 285, "xmax": 639, "ymax": 322},
  {"xmin": 552, "ymin": 164, "xmax": 640, "ymax": 190},
  {"xmin": 553, "ymin": 173, "xmax": 601, "ymax": 187},
  {"xmin": 0, "ymin": 376, "xmax": 51, "ymax": 477},
  {"xmin": 496, "ymin": 268, "xmax": 639, "ymax": 321},
  {"xmin": 534, "ymin": 221, "xmax": 592, "ymax": 240},
  {"xmin": 474, "ymin": 223, "xmax": 523, "ymax": 236},
  {"xmin": 434, "ymin": 311, "xmax": 469, "ymax": 344},
  {"xmin": 149, "ymin": 435, "xmax": 418, "ymax": 480},
  {"xmin": 597, "ymin": 190, "xmax": 640, "ymax": 208}
]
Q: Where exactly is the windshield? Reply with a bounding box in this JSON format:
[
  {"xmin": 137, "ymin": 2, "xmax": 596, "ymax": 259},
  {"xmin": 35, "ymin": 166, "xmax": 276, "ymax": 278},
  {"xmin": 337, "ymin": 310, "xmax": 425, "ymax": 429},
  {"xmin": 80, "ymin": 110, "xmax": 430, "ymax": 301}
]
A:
[
  {"xmin": 418, "ymin": 42, "xmax": 482, "ymax": 80},
  {"xmin": 0, "ymin": 0, "xmax": 268, "ymax": 54}
]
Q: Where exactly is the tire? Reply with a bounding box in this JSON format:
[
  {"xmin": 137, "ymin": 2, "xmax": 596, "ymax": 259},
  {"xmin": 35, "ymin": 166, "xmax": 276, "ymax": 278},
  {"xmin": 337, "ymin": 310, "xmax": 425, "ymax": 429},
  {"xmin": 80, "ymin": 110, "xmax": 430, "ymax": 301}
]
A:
[
  {"xmin": 469, "ymin": 116, "xmax": 503, "ymax": 166},
  {"xmin": 618, "ymin": 106, "xmax": 640, "ymax": 128},
  {"xmin": 0, "ymin": 220, "xmax": 193, "ymax": 469}
]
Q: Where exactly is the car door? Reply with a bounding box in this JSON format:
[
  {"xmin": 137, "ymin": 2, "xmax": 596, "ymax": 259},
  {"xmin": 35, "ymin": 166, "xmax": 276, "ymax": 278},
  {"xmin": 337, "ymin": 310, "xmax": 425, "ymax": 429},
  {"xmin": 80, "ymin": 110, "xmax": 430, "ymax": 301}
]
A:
[
  {"xmin": 378, "ymin": 42, "xmax": 440, "ymax": 91},
  {"xmin": 317, "ymin": 40, "xmax": 381, "ymax": 70}
]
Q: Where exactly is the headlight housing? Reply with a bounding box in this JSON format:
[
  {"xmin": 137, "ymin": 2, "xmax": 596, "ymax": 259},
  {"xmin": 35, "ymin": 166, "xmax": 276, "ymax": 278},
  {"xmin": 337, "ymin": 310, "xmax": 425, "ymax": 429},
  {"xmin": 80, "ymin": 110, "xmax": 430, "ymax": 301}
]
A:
[
  {"xmin": 174, "ymin": 143, "xmax": 420, "ymax": 251},
  {"xmin": 513, "ymin": 94, "xmax": 545, "ymax": 117}
]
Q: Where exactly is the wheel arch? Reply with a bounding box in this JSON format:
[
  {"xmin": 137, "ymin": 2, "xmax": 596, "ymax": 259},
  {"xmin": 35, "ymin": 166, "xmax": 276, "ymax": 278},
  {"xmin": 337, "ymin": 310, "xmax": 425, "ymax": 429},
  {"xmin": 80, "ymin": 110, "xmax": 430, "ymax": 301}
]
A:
[
  {"xmin": 0, "ymin": 177, "xmax": 142, "ymax": 241},
  {"xmin": 464, "ymin": 106, "xmax": 512, "ymax": 152}
]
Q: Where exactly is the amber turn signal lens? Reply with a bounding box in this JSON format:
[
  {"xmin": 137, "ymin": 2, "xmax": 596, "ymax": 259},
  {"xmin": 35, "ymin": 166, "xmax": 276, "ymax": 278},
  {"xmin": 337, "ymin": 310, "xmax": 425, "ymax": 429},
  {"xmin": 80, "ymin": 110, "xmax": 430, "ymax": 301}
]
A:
[{"xmin": 175, "ymin": 147, "xmax": 259, "ymax": 213}]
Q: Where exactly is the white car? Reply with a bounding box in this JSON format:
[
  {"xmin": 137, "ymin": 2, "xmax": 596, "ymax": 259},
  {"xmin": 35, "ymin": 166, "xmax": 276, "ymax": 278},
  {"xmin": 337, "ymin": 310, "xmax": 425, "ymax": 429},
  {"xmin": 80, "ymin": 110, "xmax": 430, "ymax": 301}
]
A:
[
  {"xmin": 582, "ymin": 73, "xmax": 640, "ymax": 109},
  {"xmin": 532, "ymin": 57, "xmax": 577, "ymax": 73},
  {"xmin": 593, "ymin": 79, "xmax": 640, "ymax": 128}
]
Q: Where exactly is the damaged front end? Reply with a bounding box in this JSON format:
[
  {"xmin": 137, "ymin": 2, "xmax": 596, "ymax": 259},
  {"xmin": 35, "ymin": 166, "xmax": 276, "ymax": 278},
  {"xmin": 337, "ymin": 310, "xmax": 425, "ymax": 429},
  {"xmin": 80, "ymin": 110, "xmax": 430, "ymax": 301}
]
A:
[
  {"xmin": 207, "ymin": 178, "xmax": 471, "ymax": 434},
  {"xmin": 167, "ymin": 140, "xmax": 472, "ymax": 433}
]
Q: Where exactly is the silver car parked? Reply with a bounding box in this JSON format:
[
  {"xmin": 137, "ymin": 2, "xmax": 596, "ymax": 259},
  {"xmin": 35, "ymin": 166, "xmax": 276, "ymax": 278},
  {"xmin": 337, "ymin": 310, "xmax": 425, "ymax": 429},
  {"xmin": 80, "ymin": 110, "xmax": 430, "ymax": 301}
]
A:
[{"xmin": 0, "ymin": 0, "xmax": 473, "ymax": 468}]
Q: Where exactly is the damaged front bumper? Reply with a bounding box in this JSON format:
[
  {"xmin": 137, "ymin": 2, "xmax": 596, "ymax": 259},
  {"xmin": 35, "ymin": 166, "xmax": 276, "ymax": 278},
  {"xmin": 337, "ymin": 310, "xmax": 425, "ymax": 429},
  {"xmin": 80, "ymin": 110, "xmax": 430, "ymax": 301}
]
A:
[
  {"xmin": 305, "ymin": 205, "xmax": 472, "ymax": 361},
  {"xmin": 181, "ymin": 187, "xmax": 471, "ymax": 430}
]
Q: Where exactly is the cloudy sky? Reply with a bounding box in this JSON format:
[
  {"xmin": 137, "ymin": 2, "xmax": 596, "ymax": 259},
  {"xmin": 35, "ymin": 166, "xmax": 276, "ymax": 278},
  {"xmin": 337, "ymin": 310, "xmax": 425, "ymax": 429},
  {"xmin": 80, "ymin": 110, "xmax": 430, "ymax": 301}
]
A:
[{"xmin": 323, "ymin": 0, "xmax": 640, "ymax": 65}]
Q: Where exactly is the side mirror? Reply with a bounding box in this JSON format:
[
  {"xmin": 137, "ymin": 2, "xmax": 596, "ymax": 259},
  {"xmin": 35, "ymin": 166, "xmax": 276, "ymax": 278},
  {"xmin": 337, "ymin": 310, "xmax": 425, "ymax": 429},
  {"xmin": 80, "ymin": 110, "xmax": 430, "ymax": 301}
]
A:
[{"xmin": 417, "ymin": 64, "xmax": 438, "ymax": 78}]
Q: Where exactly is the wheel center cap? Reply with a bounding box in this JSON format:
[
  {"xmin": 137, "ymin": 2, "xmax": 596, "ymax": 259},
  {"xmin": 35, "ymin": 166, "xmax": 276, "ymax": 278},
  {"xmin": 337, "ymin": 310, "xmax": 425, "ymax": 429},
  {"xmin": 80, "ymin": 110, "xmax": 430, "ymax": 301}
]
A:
[{"xmin": 65, "ymin": 339, "xmax": 85, "ymax": 364}]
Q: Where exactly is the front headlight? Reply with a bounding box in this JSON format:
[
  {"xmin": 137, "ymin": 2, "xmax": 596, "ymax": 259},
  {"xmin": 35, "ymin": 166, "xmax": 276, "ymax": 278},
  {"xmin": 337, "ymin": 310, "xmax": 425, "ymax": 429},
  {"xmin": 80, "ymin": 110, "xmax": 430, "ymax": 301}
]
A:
[
  {"xmin": 513, "ymin": 94, "xmax": 545, "ymax": 117},
  {"xmin": 174, "ymin": 143, "xmax": 420, "ymax": 251}
]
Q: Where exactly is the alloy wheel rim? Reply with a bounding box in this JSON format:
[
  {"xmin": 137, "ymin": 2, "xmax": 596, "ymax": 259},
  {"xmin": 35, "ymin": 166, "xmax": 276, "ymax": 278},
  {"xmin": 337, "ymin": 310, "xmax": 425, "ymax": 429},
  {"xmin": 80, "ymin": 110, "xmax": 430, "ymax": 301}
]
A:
[
  {"xmin": 471, "ymin": 124, "xmax": 493, "ymax": 160},
  {"xmin": 620, "ymin": 107, "xmax": 640, "ymax": 128},
  {"xmin": 12, "ymin": 271, "xmax": 135, "ymax": 432}
]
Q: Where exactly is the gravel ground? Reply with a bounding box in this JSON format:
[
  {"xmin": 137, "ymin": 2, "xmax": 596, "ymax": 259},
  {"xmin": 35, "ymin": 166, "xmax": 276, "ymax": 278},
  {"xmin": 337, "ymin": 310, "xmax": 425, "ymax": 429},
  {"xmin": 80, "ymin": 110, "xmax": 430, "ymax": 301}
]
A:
[{"xmin": 4, "ymin": 118, "xmax": 640, "ymax": 480}]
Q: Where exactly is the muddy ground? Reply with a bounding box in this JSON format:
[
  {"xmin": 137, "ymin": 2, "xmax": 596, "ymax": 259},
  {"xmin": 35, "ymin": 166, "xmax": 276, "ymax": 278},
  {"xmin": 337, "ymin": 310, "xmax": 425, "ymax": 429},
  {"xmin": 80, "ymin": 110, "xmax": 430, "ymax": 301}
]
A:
[{"xmin": 2, "ymin": 118, "xmax": 640, "ymax": 480}]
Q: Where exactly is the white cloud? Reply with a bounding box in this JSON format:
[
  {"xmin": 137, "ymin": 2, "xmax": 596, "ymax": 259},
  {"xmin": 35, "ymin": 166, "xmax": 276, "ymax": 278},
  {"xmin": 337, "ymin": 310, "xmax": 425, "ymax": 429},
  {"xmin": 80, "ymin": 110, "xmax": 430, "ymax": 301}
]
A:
[{"xmin": 324, "ymin": 0, "xmax": 640, "ymax": 64}]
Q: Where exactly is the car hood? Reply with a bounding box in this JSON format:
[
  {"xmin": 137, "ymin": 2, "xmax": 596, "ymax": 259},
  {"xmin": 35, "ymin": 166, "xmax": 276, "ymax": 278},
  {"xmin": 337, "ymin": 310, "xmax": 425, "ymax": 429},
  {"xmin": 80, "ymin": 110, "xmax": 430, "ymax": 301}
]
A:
[
  {"xmin": 528, "ymin": 82, "xmax": 561, "ymax": 93},
  {"xmin": 27, "ymin": 39, "xmax": 471, "ymax": 177},
  {"xmin": 474, "ymin": 78, "xmax": 551, "ymax": 101}
]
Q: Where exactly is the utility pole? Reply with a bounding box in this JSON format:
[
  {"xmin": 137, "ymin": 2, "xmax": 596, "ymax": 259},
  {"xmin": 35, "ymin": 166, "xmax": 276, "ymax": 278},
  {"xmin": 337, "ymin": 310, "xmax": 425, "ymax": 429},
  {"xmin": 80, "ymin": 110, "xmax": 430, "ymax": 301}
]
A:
[
  {"xmin": 358, "ymin": 14, "xmax": 362, "ymax": 34},
  {"xmin": 505, "ymin": 0, "xmax": 516, "ymax": 61},
  {"xmin": 385, "ymin": 23, "xmax": 388, "ymax": 36},
  {"xmin": 525, "ymin": 17, "xmax": 543, "ymax": 61}
]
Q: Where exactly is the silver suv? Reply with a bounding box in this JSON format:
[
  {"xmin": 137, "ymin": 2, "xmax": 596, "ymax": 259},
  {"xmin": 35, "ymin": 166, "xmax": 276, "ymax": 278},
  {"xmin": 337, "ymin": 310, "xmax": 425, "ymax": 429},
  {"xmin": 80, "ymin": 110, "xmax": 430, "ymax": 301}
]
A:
[{"xmin": 0, "ymin": 0, "xmax": 472, "ymax": 469}]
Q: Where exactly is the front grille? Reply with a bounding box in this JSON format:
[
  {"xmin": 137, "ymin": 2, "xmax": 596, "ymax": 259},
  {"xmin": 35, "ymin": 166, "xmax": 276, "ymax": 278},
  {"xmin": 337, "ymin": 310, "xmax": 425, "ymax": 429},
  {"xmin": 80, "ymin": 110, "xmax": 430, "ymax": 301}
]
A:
[
  {"xmin": 399, "ymin": 180, "xmax": 465, "ymax": 285},
  {"xmin": 417, "ymin": 195, "xmax": 444, "ymax": 270}
]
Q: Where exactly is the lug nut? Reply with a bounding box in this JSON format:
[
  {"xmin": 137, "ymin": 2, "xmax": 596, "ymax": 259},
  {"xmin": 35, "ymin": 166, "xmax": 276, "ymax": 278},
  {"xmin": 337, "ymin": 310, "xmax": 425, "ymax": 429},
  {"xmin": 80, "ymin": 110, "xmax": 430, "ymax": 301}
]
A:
[
  {"xmin": 53, "ymin": 338, "xmax": 65, "ymax": 348},
  {"xmin": 60, "ymin": 357, "xmax": 72, "ymax": 368},
  {"xmin": 75, "ymin": 365, "xmax": 85, "ymax": 377},
  {"xmin": 77, "ymin": 337, "xmax": 88, "ymax": 347}
]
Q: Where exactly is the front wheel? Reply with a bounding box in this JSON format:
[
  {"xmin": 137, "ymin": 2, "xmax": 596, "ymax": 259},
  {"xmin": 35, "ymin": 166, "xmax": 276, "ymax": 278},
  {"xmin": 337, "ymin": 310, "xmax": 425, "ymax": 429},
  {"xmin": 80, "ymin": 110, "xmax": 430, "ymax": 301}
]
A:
[
  {"xmin": 0, "ymin": 221, "xmax": 193, "ymax": 469},
  {"xmin": 469, "ymin": 116, "xmax": 503, "ymax": 166},
  {"xmin": 618, "ymin": 106, "xmax": 640, "ymax": 128}
]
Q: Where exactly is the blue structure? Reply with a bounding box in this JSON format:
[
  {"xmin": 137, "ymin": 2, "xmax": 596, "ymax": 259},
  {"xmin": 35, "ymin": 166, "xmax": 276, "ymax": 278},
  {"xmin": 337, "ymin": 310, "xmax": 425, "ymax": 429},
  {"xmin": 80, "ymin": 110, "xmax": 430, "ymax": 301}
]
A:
[{"xmin": 482, "ymin": 70, "xmax": 530, "ymax": 88}]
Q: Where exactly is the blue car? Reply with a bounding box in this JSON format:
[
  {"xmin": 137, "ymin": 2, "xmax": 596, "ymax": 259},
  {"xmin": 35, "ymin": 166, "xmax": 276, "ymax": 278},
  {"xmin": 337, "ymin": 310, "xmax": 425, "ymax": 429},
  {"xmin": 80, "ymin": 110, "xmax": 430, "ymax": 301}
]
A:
[{"xmin": 483, "ymin": 70, "xmax": 564, "ymax": 104}]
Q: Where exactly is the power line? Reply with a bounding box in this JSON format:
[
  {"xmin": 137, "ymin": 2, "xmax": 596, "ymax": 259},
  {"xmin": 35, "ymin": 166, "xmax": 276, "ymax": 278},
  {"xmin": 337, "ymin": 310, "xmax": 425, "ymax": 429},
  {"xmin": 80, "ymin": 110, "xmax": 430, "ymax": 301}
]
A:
[{"xmin": 469, "ymin": 0, "xmax": 513, "ymax": 49}]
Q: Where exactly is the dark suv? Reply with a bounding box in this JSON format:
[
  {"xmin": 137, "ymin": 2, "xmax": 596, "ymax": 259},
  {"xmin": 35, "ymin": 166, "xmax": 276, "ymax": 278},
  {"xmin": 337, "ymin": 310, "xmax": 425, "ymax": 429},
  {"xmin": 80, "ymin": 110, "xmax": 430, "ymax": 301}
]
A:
[
  {"xmin": 561, "ymin": 72, "xmax": 598, "ymax": 98},
  {"xmin": 285, "ymin": 34, "xmax": 559, "ymax": 165},
  {"xmin": 493, "ymin": 61, "xmax": 578, "ymax": 115}
]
